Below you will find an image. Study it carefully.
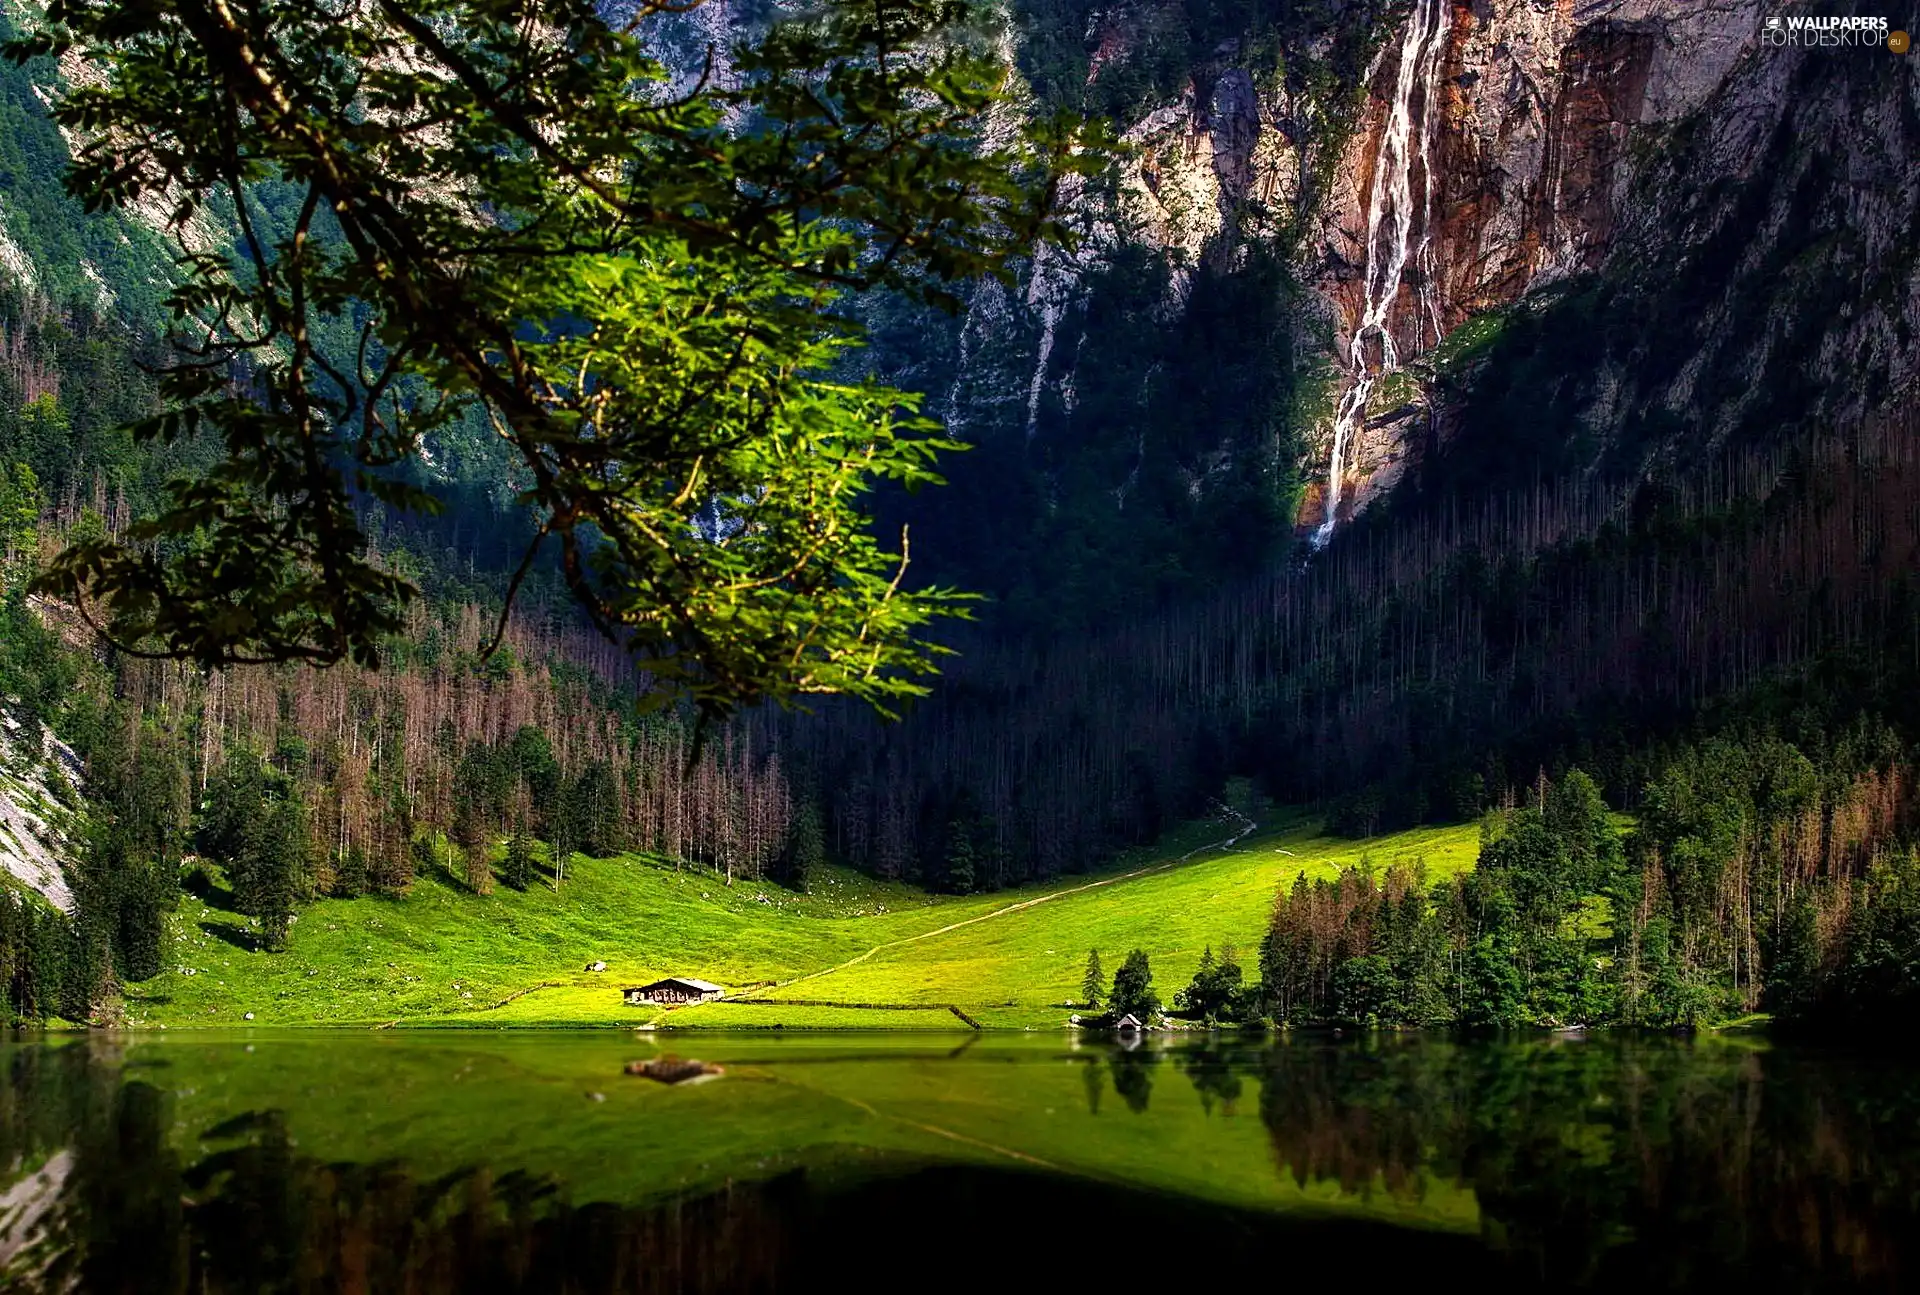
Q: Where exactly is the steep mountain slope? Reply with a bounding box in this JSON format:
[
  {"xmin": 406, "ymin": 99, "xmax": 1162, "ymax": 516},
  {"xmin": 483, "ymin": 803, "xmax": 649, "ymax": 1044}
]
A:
[
  {"xmin": 0, "ymin": 711, "xmax": 78, "ymax": 912},
  {"xmin": 860, "ymin": 0, "xmax": 1914, "ymax": 580},
  {"xmin": 2, "ymin": 2, "xmax": 1901, "ymax": 616},
  {"xmin": 864, "ymin": 0, "xmax": 1830, "ymax": 594},
  {"xmin": 1310, "ymin": 0, "xmax": 1767, "ymax": 525},
  {"xmin": 863, "ymin": 0, "xmax": 1407, "ymax": 628},
  {"xmin": 785, "ymin": 1, "xmax": 1920, "ymax": 884},
  {"xmin": 0, "ymin": 0, "xmax": 1913, "ymax": 909},
  {"xmin": 1427, "ymin": 1, "xmax": 1920, "ymax": 496}
]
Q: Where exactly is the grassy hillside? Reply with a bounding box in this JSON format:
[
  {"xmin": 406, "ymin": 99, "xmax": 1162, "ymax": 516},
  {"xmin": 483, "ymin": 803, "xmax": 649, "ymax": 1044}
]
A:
[{"xmin": 128, "ymin": 814, "xmax": 1482, "ymax": 1029}]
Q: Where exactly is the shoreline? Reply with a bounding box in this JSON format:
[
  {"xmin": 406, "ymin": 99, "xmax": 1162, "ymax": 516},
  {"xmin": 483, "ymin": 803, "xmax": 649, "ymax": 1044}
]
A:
[{"xmin": 11, "ymin": 1015, "xmax": 1779, "ymax": 1035}]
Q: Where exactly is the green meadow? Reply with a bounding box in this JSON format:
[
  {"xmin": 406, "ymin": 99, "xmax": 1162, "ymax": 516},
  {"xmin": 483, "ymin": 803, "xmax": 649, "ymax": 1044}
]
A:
[{"xmin": 129, "ymin": 815, "xmax": 1482, "ymax": 1030}]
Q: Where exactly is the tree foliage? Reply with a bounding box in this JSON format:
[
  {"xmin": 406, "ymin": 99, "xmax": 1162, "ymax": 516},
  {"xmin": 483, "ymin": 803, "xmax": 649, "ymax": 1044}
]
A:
[
  {"xmin": 779, "ymin": 797, "xmax": 824, "ymax": 894},
  {"xmin": 10, "ymin": 0, "xmax": 1097, "ymax": 716},
  {"xmin": 1108, "ymin": 947, "xmax": 1157, "ymax": 1020},
  {"xmin": 1173, "ymin": 942, "xmax": 1243, "ymax": 1021},
  {"xmin": 200, "ymin": 748, "xmax": 309, "ymax": 949},
  {"xmin": 1248, "ymin": 748, "xmax": 1920, "ymax": 1031}
]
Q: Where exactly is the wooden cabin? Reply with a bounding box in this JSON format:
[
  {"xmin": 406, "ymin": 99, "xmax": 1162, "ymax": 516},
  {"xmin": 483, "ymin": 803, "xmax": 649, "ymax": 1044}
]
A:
[
  {"xmin": 1113, "ymin": 1013, "xmax": 1144, "ymax": 1035},
  {"xmin": 625, "ymin": 977, "xmax": 725, "ymax": 1006}
]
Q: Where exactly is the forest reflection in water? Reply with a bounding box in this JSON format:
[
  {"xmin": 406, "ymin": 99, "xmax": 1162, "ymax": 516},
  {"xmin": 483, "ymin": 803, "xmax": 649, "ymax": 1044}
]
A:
[{"xmin": 2, "ymin": 1032, "xmax": 1917, "ymax": 1292}]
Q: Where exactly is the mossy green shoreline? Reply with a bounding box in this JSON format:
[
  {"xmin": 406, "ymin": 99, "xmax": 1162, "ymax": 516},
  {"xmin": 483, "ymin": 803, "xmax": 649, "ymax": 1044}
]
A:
[{"xmin": 125, "ymin": 815, "xmax": 1482, "ymax": 1030}]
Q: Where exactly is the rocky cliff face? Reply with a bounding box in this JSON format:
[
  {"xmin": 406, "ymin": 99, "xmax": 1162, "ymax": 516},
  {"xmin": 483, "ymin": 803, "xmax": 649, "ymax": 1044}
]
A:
[
  {"xmin": 1558, "ymin": 1, "xmax": 1920, "ymax": 460},
  {"xmin": 1306, "ymin": 0, "xmax": 1769, "ymax": 531},
  {"xmin": 922, "ymin": 0, "xmax": 1880, "ymax": 557},
  {"xmin": 1394, "ymin": 0, "xmax": 1920, "ymax": 507},
  {"xmin": 7, "ymin": 0, "xmax": 1905, "ymax": 621},
  {"xmin": 0, "ymin": 708, "xmax": 79, "ymax": 915},
  {"xmin": 1428, "ymin": 0, "xmax": 1757, "ymax": 320},
  {"xmin": 1103, "ymin": 53, "xmax": 1318, "ymax": 287}
]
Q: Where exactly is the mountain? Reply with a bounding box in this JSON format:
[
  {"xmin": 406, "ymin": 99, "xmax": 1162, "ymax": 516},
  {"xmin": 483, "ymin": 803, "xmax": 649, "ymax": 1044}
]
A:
[
  {"xmin": 879, "ymin": 0, "xmax": 1917, "ymax": 558},
  {"xmin": 775, "ymin": 0, "xmax": 1920, "ymax": 883},
  {"xmin": 1314, "ymin": 0, "xmax": 1763, "ymax": 522},
  {"xmin": 1, "ymin": 0, "xmax": 1915, "ymax": 897},
  {"xmin": 0, "ymin": 0, "xmax": 1914, "ymax": 1037}
]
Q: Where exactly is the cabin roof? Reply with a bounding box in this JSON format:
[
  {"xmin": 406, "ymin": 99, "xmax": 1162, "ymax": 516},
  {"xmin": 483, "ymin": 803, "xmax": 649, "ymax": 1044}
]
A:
[{"xmin": 631, "ymin": 977, "xmax": 724, "ymax": 993}]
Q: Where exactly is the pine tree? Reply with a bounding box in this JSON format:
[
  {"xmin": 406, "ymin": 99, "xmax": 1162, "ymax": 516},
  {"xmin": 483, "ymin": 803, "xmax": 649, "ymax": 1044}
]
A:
[
  {"xmin": 1215, "ymin": 942, "xmax": 1245, "ymax": 1019},
  {"xmin": 941, "ymin": 819, "xmax": 976, "ymax": 894},
  {"xmin": 1175, "ymin": 944, "xmax": 1246, "ymax": 1021},
  {"xmin": 1546, "ymin": 768, "xmax": 1624, "ymax": 894},
  {"xmin": 1463, "ymin": 890, "xmax": 1525, "ymax": 1028},
  {"xmin": 506, "ymin": 727, "xmax": 560, "ymax": 834},
  {"xmin": 114, "ymin": 858, "xmax": 169, "ymax": 983},
  {"xmin": 464, "ymin": 842, "xmax": 494, "ymax": 897},
  {"xmin": 504, "ymin": 824, "xmax": 537, "ymax": 892},
  {"xmin": 333, "ymin": 846, "xmax": 368, "ymax": 898},
  {"xmin": 451, "ymin": 743, "xmax": 498, "ymax": 866},
  {"xmin": 60, "ymin": 903, "xmax": 104, "ymax": 1024},
  {"xmin": 410, "ymin": 834, "xmax": 441, "ymax": 887},
  {"xmin": 0, "ymin": 892, "xmax": 22, "ymax": 1020},
  {"xmin": 1082, "ymin": 949, "xmax": 1104, "ymax": 1009},
  {"xmin": 783, "ymin": 800, "xmax": 825, "ymax": 894},
  {"xmin": 253, "ymin": 797, "xmax": 306, "ymax": 952},
  {"xmin": 199, "ymin": 749, "xmax": 269, "ymax": 866},
  {"xmin": 571, "ymin": 762, "xmax": 620, "ymax": 857},
  {"xmin": 25, "ymin": 906, "xmax": 66, "ymax": 1021},
  {"xmin": 1766, "ymin": 889, "xmax": 1822, "ymax": 1019},
  {"xmin": 1174, "ymin": 945, "xmax": 1216, "ymax": 1016},
  {"xmin": 1109, "ymin": 949, "xmax": 1158, "ymax": 1020}
]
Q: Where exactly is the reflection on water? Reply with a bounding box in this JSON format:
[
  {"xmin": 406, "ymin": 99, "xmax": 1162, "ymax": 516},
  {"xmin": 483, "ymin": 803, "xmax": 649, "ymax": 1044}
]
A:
[
  {"xmin": 2, "ymin": 1032, "xmax": 1917, "ymax": 1292},
  {"xmin": 1250, "ymin": 1038, "xmax": 1920, "ymax": 1289}
]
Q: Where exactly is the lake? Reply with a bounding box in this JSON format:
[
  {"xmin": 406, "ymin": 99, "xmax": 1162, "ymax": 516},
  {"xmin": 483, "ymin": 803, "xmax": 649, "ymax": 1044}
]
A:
[{"xmin": 1, "ymin": 1030, "xmax": 1915, "ymax": 1292}]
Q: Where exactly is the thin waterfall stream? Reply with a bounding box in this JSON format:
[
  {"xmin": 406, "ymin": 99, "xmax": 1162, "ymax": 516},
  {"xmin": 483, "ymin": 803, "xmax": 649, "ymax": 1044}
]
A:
[{"xmin": 1314, "ymin": 0, "xmax": 1453, "ymax": 549}]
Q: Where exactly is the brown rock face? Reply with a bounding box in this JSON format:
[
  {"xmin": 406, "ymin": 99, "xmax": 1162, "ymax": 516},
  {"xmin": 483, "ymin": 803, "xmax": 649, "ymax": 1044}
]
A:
[
  {"xmin": 1432, "ymin": 16, "xmax": 1656, "ymax": 326},
  {"xmin": 1304, "ymin": 0, "xmax": 1762, "ymax": 534}
]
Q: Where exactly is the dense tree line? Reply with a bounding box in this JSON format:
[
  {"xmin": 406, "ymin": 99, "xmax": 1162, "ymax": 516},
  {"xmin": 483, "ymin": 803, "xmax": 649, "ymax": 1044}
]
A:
[
  {"xmin": 11, "ymin": 394, "xmax": 1912, "ymax": 1022},
  {"xmin": 0, "ymin": 887, "xmax": 80, "ymax": 1021},
  {"xmin": 0, "ymin": 300, "xmax": 822, "ymax": 1019},
  {"xmin": 1223, "ymin": 749, "xmax": 1916, "ymax": 1029}
]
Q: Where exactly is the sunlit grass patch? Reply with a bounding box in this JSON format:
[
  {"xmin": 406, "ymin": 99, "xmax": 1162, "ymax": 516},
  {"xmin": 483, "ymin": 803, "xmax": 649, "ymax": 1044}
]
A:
[
  {"xmin": 755, "ymin": 818, "xmax": 1483, "ymax": 1025},
  {"xmin": 129, "ymin": 814, "xmax": 1484, "ymax": 1029}
]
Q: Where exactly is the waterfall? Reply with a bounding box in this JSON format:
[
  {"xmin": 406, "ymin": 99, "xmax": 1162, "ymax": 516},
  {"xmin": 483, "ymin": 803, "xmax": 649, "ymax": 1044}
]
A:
[
  {"xmin": 946, "ymin": 287, "xmax": 980, "ymax": 431},
  {"xmin": 1022, "ymin": 173, "xmax": 1088, "ymax": 445},
  {"xmin": 1024, "ymin": 239, "xmax": 1069, "ymax": 444},
  {"xmin": 1314, "ymin": 0, "xmax": 1453, "ymax": 549}
]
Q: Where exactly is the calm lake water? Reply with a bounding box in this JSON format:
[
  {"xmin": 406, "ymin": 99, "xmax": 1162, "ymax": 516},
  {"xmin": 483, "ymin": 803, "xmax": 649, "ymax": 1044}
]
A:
[{"xmin": 1, "ymin": 1030, "xmax": 1916, "ymax": 1292}]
